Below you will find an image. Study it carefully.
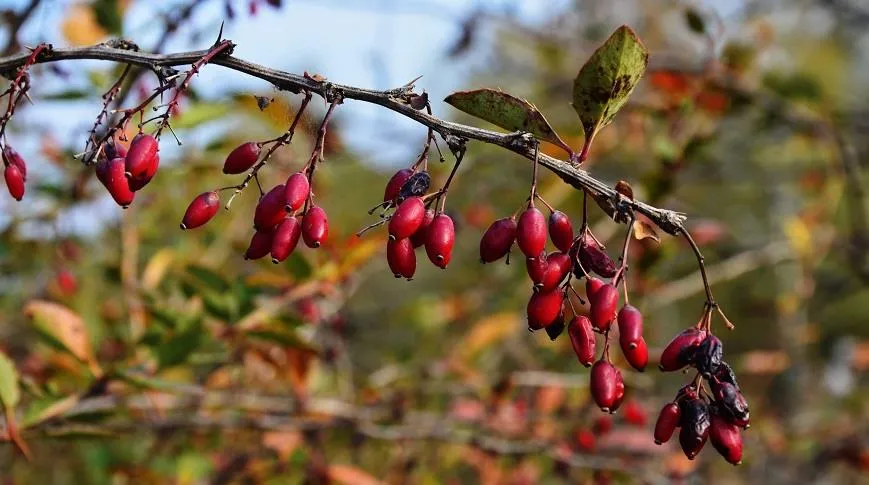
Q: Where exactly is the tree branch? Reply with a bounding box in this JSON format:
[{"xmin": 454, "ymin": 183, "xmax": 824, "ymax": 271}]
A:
[{"xmin": 0, "ymin": 43, "xmax": 687, "ymax": 235}]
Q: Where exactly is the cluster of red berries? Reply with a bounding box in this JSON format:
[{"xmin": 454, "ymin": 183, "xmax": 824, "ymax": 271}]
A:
[
  {"xmin": 94, "ymin": 133, "xmax": 160, "ymax": 208},
  {"xmin": 179, "ymin": 141, "xmax": 329, "ymax": 263},
  {"xmin": 379, "ymin": 168, "xmax": 455, "ymax": 279},
  {"xmin": 478, "ymin": 200, "xmax": 648, "ymax": 413},
  {"xmin": 2, "ymin": 146, "xmax": 27, "ymax": 201},
  {"xmin": 653, "ymin": 324, "xmax": 749, "ymax": 464}
]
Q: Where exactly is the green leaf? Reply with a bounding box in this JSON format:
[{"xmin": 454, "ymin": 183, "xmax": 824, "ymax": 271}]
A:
[
  {"xmin": 444, "ymin": 89, "xmax": 572, "ymax": 155},
  {"xmin": 572, "ymin": 25, "xmax": 649, "ymax": 161},
  {"xmin": 186, "ymin": 265, "xmax": 231, "ymax": 292},
  {"xmin": 171, "ymin": 102, "xmax": 232, "ymax": 130},
  {"xmin": 91, "ymin": 0, "xmax": 122, "ymax": 34},
  {"xmin": 0, "ymin": 350, "xmax": 20, "ymax": 408},
  {"xmin": 247, "ymin": 329, "xmax": 314, "ymax": 351},
  {"xmin": 155, "ymin": 323, "xmax": 203, "ymax": 370}
]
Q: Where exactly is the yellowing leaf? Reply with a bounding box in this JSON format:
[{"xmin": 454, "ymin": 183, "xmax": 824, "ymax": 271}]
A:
[
  {"xmin": 783, "ymin": 217, "xmax": 812, "ymax": 258},
  {"xmin": 61, "ymin": 5, "xmax": 109, "ymax": 46},
  {"xmin": 0, "ymin": 350, "xmax": 20, "ymax": 408},
  {"xmin": 632, "ymin": 220, "xmax": 660, "ymax": 243},
  {"xmin": 444, "ymin": 89, "xmax": 572, "ymax": 155},
  {"xmin": 142, "ymin": 248, "xmax": 174, "ymax": 291},
  {"xmin": 24, "ymin": 300, "xmax": 101, "ymax": 376},
  {"xmin": 455, "ymin": 312, "xmax": 521, "ymax": 361},
  {"xmin": 572, "ymin": 26, "xmax": 649, "ymax": 161}
]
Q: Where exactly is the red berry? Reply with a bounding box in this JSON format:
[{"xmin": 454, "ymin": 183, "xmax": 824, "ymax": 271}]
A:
[
  {"xmin": 223, "ymin": 142, "xmax": 261, "ymax": 174},
  {"xmin": 585, "ymin": 276, "xmax": 604, "ymax": 298},
  {"xmin": 539, "ymin": 252, "xmax": 571, "ymax": 292},
  {"xmin": 4, "ymin": 163, "xmax": 25, "ymax": 201},
  {"xmin": 55, "ymin": 269, "xmax": 78, "ymax": 296},
  {"xmin": 622, "ymin": 400, "xmax": 647, "ymax": 426},
  {"xmin": 254, "ymin": 184, "xmax": 287, "ymax": 230},
  {"xmin": 270, "ymin": 217, "xmax": 301, "ymax": 263},
  {"xmin": 589, "ymin": 284, "xmax": 619, "ymax": 332},
  {"xmin": 654, "ymin": 402, "xmax": 681, "ymax": 444},
  {"xmin": 96, "ymin": 157, "xmax": 135, "ymax": 208},
  {"xmin": 623, "ymin": 337, "xmax": 648, "ymax": 372},
  {"xmin": 424, "ymin": 213, "xmax": 455, "ymax": 269},
  {"xmin": 181, "ymin": 191, "xmax": 220, "ymax": 230},
  {"xmin": 525, "ymin": 253, "xmax": 547, "ymax": 285},
  {"xmin": 301, "ymin": 206, "xmax": 328, "ymax": 248},
  {"xmin": 617, "ymin": 304, "xmax": 644, "ymax": 349},
  {"xmin": 593, "ymin": 415, "xmax": 613, "ymax": 435},
  {"xmin": 590, "ymin": 360, "xmax": 620, "ymax": 413},
  {"xmin": 244, "ymin": 228, "xmax": 275, "ymax": 260},
  {"xmin": 710, "ymin": 413, "xmax": 743, "ymax": 465},
  {"xmin": 125, "ymin": 133, "xmax": 159, "ymax": 190},
  {"xmin": 659, "ymin": 328, "xmax": 708, "ymax": 372},
  {"xmin": 480, "ymin": 217, "xmax": 517, "ymax": 263},
  {"xmin": 383, "ymin": 168, "xmax": 413, "ymax": 203},
  {"xmin": 526, "ymin": 290, "xmax": 563, "ymax": 330},
  {"xmin": 575, "ymin": 428, "xmax": 596, "ymax": 452},
  {"xmin": 410, "ymin": 209, "xmax": 434, "ymax": 248},
  {"xmin": 516, "ymin": 207, "xmax": 547, "ymax": 258},
  {"xmin": 548, "ymin": 210, "xmax": 574, "ymax": 253},
  {"xmin": 567, "ymin": 315, "xmax": 595, "ymax": 367},
  {"xmin": 284, "ymin": 172, "xmax": 310, "ymax": 212},
  {"xmin": 387, "ymin": 237, "xmax": 416, "ymax": 279},
  {"xmin": 3, "ymin": 146, "xmax": 26, "ymax": 181},
  {"xmin": 103, "ymin": 142, "xmax": 127, "ymax": 161},
  {"xmin": 388, "ymin": 196, "xmax": 425, "ymax": 240},
  {"xmin": 611, "ymin": 369, "xmax": 625, "ymax": 413}
]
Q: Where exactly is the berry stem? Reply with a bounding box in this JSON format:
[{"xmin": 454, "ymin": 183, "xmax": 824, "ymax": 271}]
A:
[
  {"xmin": 613, "ymin": 214, "xmax": 635, "ymax": 285},
  {"xmin": 435, "ymin": 143, "xmax": 465, "ymax": 213}
]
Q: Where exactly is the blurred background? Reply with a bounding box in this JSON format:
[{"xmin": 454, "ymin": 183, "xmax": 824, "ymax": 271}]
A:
[{"xmin": 0, "ymin": 0, "xmax": 867, "ymax": 483}]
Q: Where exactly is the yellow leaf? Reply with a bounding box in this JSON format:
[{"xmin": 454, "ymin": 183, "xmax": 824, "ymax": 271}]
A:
[
  {"xmin": 783, "ymin": 217, "xmax": 812, "ymax": 259},
  {"xmin": 61, "ymin": 5, "xmax": 108, "ymax": 46},
  {"xmin": 24, "ymin": 300, "xmax": 101, "ymax": 376},
  {"xmin": 338, "ymin": 238, "xmax": 380, "ymax": 276},
  {"xmin": 142, "ymin": 248, "xmax": 174, "ymax": 291},
  {"xmin": 454, "ymin": 312, "xmax": 521, "ymax": 361}
]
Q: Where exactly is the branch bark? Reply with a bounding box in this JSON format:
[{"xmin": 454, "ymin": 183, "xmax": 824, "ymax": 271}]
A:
[{"xmin": 0, "ymin": 43, "xmax": 687, "ymax": 235}]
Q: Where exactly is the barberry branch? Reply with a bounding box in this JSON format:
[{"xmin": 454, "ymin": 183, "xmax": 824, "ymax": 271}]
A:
[{"xmin": 0, "ymin": 44, "xmax": 686, "ymax": 236}]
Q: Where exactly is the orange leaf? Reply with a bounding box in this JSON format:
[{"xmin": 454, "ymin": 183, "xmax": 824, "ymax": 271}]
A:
[
  {"xmin": 632, "ymin": 220, "xmax": 660, "ymax": 243},
  {"xmin": 61, "ymin": 5, "xmax": 108, "ymax": 46},
  {"xmin": 327, "ymin": 465, "xmax": 385, "ymax": 485}
]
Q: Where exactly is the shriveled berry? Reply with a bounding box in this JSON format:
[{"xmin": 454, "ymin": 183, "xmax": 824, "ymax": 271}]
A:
[
  {"xmin": 548, "ymin": 210, "xmax": 574, "ymax": 253},
  {"xmin": 517, "ymin": 207, "xmax": 547, "ymax": 258},
  {"xmin": 617, "ymin": 305, "xmax": 644, "ymax": 349},
  {"xmin": 96, "ymin": 157, "xmax": 135, "ymax": 208},
  {"xmin": 181, "ymin": 191, "xmax": 220, "ymax": 230},
  {"xmin": 544, "ymin": 318, "xmax": 565, "ymax": 341},
  {"xmin": 270, "ymin": 217, "xmax": 301, "ymax": 263},
  {"xmin": 590, "ymin": 360, "xmax": 620, "ymax": 413},
  {"xmin": 713, "ymin": 361, "xmax": 740, "ymax": 390},
  {"xmin": 301, "ymin": 206, "xmax": 328, "ymax": 248},
  {"xmin": 568, "ymin": 315, "xmax": 595, "ymax": 367},
  {"xmin": 576, "ymin": 233, "xmax": 617, "ymax": 278},
  {"xmin": 3, "ymin": 146, "xmax": 26, "ymax": 180},
  {"xmin": 589, "ymin": 284, "xmax": 619, "ymax": 332},
  {"xmin": 387, "ymin": 237, "xmax": 416, "ymax": 279},
  {"xmin": 398, "ymin": 171, "xmax": 431, "ymax": 201},
  {"xmin": 585, "ymin": 276, "xmax": 604, "ymax": 299},
  {"xmin": 622, "ymin": 400, "xmax": 647, "ymax": 426},
  {"xmin": 710, "ymin": 412, "xmax": 743, "ymax": 465},
  {"xmin": 4, "ymin": 163, "xmax": 25, "ymax": 201},
  {"xmin": 658, "ymin": 328, "xmax": 708, "ymax": 372},
  {"xmin": 678, "ymin": 397, "xmax": 710, "ymax": 460},
  {"xmin": 654, "ymin": 402, "xmax": 681, "ymax": 445},
  {"xmin": 254, "ymin": 184, "xmax": 287, "ymax": 230},
  {"xmin": 383, "ymin": 168, "xmax": 413, "ymax": 203},
  {"xmin": 424, "ymin": 213, "xmax": 455, "ymax": 269},
  {"xmin": 480, "ymin": 217, "xmax": 517, "ymax": 263},
  {"xmin": 125, "ymin": 133, "xmax": 159, "ymax": 190},
  {"xmin": 695, "ymin": 334, "xmax": 723, "ymax": 376},
  {"xmin": 223, "ymin": 142, "xmax": 261, "ymax": 174},
  {"xmin": 410, "ymin": 209, "xmax": 434, "ymax": 248},
  {"xmin": 284, "ymin": 172, "xmax": 310, "ymax": 212},
  {"xmin": 711, "ymin": 381, "xmax": 750, "ymax": 428},
  {"xmin": 244, "ymin": 228, "xmax": 275, "ymax": 260},
  {"xmin": 389, "ymin": 196, "xmax": 425, "ymax": 240},
  {"xmin": 623, "ymin": 337, "xmax": 648, "ymax": 372},
  {"xmin": 526, "ymin": 290, "xmax": 563, "ymax": 330}
]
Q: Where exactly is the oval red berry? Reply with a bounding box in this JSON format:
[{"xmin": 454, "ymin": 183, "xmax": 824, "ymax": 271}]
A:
[{"xmin": 181, "ymin": 191, "xmax": 220, "ymax": 230}]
